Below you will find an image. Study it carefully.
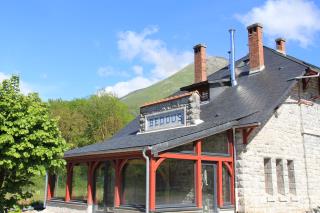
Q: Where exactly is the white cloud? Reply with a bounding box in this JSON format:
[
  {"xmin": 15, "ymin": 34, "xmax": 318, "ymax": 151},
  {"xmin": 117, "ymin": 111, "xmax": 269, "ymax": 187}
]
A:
[
  {"xmin": 99, "ymin": 76, "xmax": 155, "ymax": 98},
  {"xmin": 132, "ymin": 65, "xmax": 143, "ymax": 76},
  {"xmin": 236, "ymin": 0, "xmax": 320, "ymax": 47},
  {"xmin": 0, "ymin": 72, "xmax": 33, "ymax": 95},
  {"xmin": 117, "ymin": 26, "xmax": 193, "ymax": 79},
  {"xmin": 97, "ymin": 66, "xmax": 129, "ymax": 77},
  {"xmin": 99, "ymin": 27, "xmax": 193, "ymax": 98}
]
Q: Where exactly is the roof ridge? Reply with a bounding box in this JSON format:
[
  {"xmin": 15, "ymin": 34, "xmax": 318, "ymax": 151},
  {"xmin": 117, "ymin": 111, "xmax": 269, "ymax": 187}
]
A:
[
  {"xmin": 263, "ymin": 46, "xmax": 320, "ymax": 72},
  {"xmin": 141, "ymin": 91, "xmax": 199, "ymax": 108}
]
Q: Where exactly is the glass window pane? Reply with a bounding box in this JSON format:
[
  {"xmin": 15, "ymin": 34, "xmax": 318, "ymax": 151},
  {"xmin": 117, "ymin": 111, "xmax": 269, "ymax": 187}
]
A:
[
  {"xmin": 122, "ymin": 159, "xmax": 146, "ymax": 206},
  {"xmin": 276, "ymin": 159, "xmax": 285, "ymax": 195},
  {"xmin": 264, "ymin": 158, "xmax": 273, "ymax": 195},
  {"xmin": 287, "ymin": 160, "xmax": 296, "ymax": 195},
  {"xmin": 168, "ymin": 142, "xmax": 194, "ymax": 154},
  {"xmin": 94, "ymin": 161, "xmax": 115, "ymax": 211},
  {"xmin": 72, "ymin": 164, "xmax": 88, "ymax": 201},
  {"xmin": 222, "ymin": 165, "xmax": 231, "ymax": 205},
  {"xmin": 156, "ymin": 159, "xmax": 195, "ymax": 206},
  {"xmin": 53, "ymin": 170, "xmax": 66, "ymax": 199},
  {"xmin": 202, "ymin": 133, "xmax": 229, "ymax": 155}
]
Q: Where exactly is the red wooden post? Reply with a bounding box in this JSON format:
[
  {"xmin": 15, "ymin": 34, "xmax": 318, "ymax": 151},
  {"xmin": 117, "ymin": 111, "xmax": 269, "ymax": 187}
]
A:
[
  {"xmin": 65, "ymin": 163, "xmax": 73, "ymax": 202},
  {"xmin": 87, "ymin": 162, "xmax": 93, "ymax": 205},
  {"xmin": 114, "ymin": 160, "xmax": 121, "ymax": 207},
  {"xmin": 47, "ymin": 174, "xmax": 53, "ymax": 200},
  {"xmin": 149, "ymin": 157, "xmax": 156, "ymax": 211},
  {"xmin": 217, "ymin": 161, "xmax": 223, "ymax": 207},
  {"xmin": 195, "ymin": 140, "xmax": 202, "ymax": 208},
  {"xmin": 230, "ymin": 164, "xmax": 235, "ymax": 205}
]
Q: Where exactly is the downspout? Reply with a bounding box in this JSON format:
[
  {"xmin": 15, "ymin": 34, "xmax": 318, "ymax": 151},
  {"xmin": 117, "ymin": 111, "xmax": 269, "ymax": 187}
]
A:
[
  {"xmin": 43, "ymin": 172, "xmax": 48, "ymax": 209},
  {"xmin": 142, "ymin": 147, "xmax": 151, "ymax": 213},
  {"xmin": 297, "ymin": 80, "xmax": 312, "ymax": 209},
  {"xmin": 232, "ymin": 127, "xmax": 237, "ymax": 213}
]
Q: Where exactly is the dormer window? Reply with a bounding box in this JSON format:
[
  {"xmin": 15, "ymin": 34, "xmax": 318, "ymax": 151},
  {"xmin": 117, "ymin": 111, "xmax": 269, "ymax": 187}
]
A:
[
  {"xmin": 180, "ymin": 81, "xmax": 210, "ymax": 102},
  {"xmin": 200, "ymin": 90, "xmax": 209, "ymax": 101}
]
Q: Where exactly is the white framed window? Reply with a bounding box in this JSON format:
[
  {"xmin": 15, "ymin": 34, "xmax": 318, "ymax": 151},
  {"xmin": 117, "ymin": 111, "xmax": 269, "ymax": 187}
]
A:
[
  {"xmin": 287, "ymin": 160, "xmax": 296, "ymax": 195},
  {"xmin": 276, "ymin": 159, "xmax": 285, "ymax": 195},
  {"xmin": 264, "ymin": 158, "xmax": 273, "ymax": 195}
]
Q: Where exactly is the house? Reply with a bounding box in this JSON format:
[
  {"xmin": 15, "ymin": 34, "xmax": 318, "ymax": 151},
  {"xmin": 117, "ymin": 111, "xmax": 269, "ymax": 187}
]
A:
[{"xmin": 45, "ymin": 23, "xmax": 320, "ymax": 213}]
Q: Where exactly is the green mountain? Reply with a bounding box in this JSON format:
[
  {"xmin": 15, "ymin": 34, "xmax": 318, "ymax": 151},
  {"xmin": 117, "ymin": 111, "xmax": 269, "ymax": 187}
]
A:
[{"xmin": 121, "ymin": 56, "xmax": 228, "ymax": 114}]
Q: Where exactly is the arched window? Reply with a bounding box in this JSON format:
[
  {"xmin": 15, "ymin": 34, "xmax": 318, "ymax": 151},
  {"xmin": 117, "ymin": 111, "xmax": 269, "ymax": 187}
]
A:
[
  {"xmin": 72, "ymin": 164, "xmax": 88, "ymax": 201},
  {"xmin": 53, "ymin": 170, "xmax": 66, "ymax": 199},
  {"xmin": 156, "ymin": 159, "xmax": 195, "ymax": 207},
  {"xmin": 94, "ymin": 161, "xmax": 115, "ymax": 211},
  {"xmin": 121, "ymin": 159, "xmax": 146, "ymax": 206}
]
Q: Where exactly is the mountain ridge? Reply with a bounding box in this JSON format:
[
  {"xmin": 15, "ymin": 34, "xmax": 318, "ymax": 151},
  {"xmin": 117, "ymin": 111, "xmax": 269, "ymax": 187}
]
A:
[{"xmin": 121, "ymin": 56, "xmax": 228, "ymax": 114}]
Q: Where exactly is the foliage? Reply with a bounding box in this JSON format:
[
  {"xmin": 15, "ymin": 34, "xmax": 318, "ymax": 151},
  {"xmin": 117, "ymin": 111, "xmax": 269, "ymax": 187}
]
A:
[
  {"xmin": 49, "ymin": 94, "xmax": 133, "ymax": 148},
  {"xmin": 121, "ymin": 56, "xmax": 227, "ymax": 115},
  {"xmin": 0, "ymin": 76, "xmax": 67, "ymax": 211}
]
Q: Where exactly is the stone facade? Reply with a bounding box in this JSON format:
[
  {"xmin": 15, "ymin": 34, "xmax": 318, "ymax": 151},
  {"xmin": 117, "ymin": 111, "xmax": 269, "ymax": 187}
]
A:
[{"xmin": 235, "ymin": 78, "xmax": 320, "ymax": 213}]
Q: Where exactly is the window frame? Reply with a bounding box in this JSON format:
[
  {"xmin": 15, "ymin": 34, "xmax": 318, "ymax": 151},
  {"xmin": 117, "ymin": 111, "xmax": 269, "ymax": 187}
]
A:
[
  {"xmin": 264, "ymin": 158, "xmax": 273, "ymax": 195},
  {"xmin": 276, "ymin": 159, "xmax": 285, "ymax": 196},
  {"xmin": 287, "ymin": 160, "xmax": 296, "ymax": 195}
]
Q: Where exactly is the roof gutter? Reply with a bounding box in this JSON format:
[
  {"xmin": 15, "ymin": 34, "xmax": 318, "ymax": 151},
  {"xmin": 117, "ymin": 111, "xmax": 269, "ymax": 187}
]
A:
[
  {"xmin": 64, "ymin": 147, "xmax": 144, "ymax": 159},
  {"xmin": 295, "ymin": 72, "xmax": 320, "ymax": 79},
  {"xmin": 232, "ymin": 122, "xmax": 261, "ymax": 129}
]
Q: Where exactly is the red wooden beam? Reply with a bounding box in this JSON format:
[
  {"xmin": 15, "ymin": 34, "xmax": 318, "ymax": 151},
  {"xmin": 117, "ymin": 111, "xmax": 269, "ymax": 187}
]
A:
[
  {"xmin": 46, "ymin": 174, "xmax": 53, "ymax": 200},
  {"xmin": 65, "ymin": 163, "xmax": 73, "ymax": 202},
  {"xmin": 158, "ymin": 152, "xmax": 232, "ymax": 162},
  {"xmin": 242, "ymin": 127, "xmax": 255, "ymax": 144},
  {"xmin": 157, "ymin": 152, "xmax": 198, "ymax": 160},
  {"xmin": 149, "ymin": 157, "xmax": 156, "ymax": 211},
  {"xmin": 217, "ymin": 161, "xmax": 223, "ymax": 207},
  {"xmin": 201, "ymin": 155, "xmax": 233, "ymax": 162},
  {"xmin": 119, "ymin": 159, "xmax": 128, "ymax": 172},
  {"xmin": 154, "ymin": 158, "xmax": 166, "ymax": 170},
  {"xmin": 87, "ymin": 162, "xmax": 94, "ymax": 205},
  {"xmin": 223, "ymin": 161, "xmax": 232, "ymax": 175},
  {"xmin": 195, "ymin": 140, "xmax": 202, "ymax": 208},
  {"xmin": 230, "ymin": 163, "xmax": 235, "ymax": 205},
  {"xmin": 227, "ymin": 130, "xmax": 234, "ymax": 157},
  {"xmin": 114, "ymin": 160, "xmax": 121, "ymax": 207}
]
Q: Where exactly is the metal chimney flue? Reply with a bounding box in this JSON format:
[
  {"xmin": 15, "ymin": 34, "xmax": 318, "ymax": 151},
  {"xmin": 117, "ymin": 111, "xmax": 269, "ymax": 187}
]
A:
[{"xmin": 229, "ymin": 29, "xmax": 237, "ymax": 87}]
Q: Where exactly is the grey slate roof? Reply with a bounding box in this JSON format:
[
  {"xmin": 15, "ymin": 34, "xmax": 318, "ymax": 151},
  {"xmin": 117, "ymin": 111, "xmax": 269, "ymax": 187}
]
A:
[{"xmin": 65, "ymin": 46, "xmax": 319, "ymax": 158}]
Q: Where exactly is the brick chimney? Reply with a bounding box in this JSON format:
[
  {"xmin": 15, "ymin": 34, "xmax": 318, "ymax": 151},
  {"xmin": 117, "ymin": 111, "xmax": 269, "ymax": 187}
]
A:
[
  {"xmin": 275, "ymin": 38, "xmax": 286, "ymax": 54},
  {"xmin": 247, "ymin": 23, "xmax": 265, "ymax": 72},
  {"xmin": 193, "ymin": 44, "xmax": 207, "ymax": 83}
]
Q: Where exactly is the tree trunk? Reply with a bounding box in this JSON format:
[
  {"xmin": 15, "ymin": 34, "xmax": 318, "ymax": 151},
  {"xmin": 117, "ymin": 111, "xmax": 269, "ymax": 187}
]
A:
[{"xmin": 0, "ymin": 169, "xmax": 5, "ymax": 189}]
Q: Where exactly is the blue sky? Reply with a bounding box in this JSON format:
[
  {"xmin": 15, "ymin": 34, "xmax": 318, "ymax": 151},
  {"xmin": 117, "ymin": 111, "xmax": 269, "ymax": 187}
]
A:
[{"xmin": 1, "ymin": 0, "xmax": 320, "ymax": 100}]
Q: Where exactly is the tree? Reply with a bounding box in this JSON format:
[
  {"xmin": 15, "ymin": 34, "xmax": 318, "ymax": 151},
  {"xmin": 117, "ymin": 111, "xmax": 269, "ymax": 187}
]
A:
[
  {"xmin": 48, "ymin": 94, "xmax": 133, "ymax": 148},
  {"xmin": 49, "ymin": 99, "xmax": 88, "ymax": 148},
  {"xmin": 84, "ymin": 95, "xmax": 133, "ymax": 143},
  {"xmin": 0, "ymin": 76, "xmax": 67, "ymax": 211}
]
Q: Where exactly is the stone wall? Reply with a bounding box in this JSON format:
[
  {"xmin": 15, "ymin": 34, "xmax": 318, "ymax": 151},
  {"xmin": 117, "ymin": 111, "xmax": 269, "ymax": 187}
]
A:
[
  {"xmin": 235, "ymin": 78, "xmax": 320, "ymax": 213},
  {"xmin": 300, "ymin": 78, "xmax": 320, "ymax": 209},
  {"xmin": 45, "ymin": 200, "xmax": 87, "ymax": 213}
]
